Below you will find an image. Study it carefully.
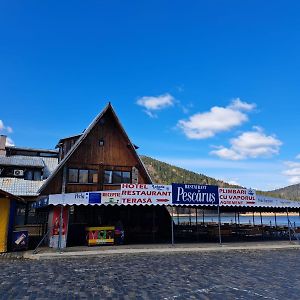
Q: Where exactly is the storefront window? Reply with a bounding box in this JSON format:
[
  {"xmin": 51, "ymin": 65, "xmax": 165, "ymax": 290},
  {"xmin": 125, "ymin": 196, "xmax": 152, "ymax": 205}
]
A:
[{"xmin": 15, "ymin": 206, "xmax": 26, "ymax": 226}]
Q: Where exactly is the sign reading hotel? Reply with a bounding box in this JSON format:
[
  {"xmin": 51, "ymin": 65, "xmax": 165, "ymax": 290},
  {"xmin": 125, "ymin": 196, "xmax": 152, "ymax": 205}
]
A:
[
  {"xmin": 172, "ymin": 184, "xmax": 219, "ymax": 205},
  {"xmin": 219, "ymin": 187, "xmax": 256, "ymax": 206},
  {"xmin": 120, "ymin": 184, "xmax": 172, "ymax": 205}
]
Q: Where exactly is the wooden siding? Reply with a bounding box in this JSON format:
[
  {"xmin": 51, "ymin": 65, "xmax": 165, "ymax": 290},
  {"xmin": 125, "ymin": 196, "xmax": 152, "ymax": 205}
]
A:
[{"xmin": 41, "ymin": 108, "xmax": 150, "ymax": 195}]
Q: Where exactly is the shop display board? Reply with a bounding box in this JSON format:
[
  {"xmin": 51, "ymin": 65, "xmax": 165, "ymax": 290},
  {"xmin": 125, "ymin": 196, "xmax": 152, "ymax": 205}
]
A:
[{"xmin": 86, "ymin": 226, "xmax": 115, "ymax": 246}]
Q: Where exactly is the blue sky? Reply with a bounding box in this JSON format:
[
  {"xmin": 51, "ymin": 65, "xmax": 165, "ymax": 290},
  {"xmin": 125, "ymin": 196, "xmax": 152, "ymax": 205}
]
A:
[{"xmin": 1, "ymin": 1, "xmax": 300, "ymax": 190}]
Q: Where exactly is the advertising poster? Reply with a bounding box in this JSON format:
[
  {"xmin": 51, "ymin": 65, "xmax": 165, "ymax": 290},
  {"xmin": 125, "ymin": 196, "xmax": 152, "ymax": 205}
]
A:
[
  {"xmin": 86, "ymin": 226, "xmax": 115, "ymax": 245},
  {"xmin": 101, "ymin": 191, "xmax": 121, "ymax": 205},
  {"xmin": 172, "ymin": 184, "xmax": 219, "ymax": 206},
  {"xmin": 219, "ymin": 188, "xmax": 256, "ymax": 206},
  {"xmin": 49, "ymin": 206, "xmax": 69, "ymax": 248},
  {"xmin": 121, "ymin": 184, "xmax": 172, "ymax": 205},
  {"xmin": 12, "ymin": 231, "xmax": 29, "ymax": 251}
]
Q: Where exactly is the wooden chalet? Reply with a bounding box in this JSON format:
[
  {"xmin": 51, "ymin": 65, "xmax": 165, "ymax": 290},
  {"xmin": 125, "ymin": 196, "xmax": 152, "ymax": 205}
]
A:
[{"xmin": 38, "ymin": 103, "xmax": 171, "ymax": 246}]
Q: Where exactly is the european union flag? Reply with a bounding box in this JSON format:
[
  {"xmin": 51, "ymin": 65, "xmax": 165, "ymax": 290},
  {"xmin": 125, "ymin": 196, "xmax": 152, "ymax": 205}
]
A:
[{"xmin": 88, "ymin": 193, "xmax": 101, "ymax": 204}]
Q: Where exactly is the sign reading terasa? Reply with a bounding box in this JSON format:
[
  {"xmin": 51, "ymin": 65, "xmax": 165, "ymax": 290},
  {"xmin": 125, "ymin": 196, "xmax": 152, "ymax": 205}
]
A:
[
  {"xmin": 172, "ymin": 184, "xmax": 219, "ymax": 205},
  {"xmin": 218, "ymin": 187, "xmax": 256, "ymax": 206},
  {"xmin": 120, "ymin": 184, "xmax": 172, "ymax": 205}
]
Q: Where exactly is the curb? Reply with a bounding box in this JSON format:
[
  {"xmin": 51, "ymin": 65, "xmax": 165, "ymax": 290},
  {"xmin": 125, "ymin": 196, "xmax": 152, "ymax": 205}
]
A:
[
  {"xmin": 23, "ymin": 243, "xmax": 300, "ymax": 260},
  {"xmin": 0, "ymin": 252, "xmax": 25, "ymax": 260}
]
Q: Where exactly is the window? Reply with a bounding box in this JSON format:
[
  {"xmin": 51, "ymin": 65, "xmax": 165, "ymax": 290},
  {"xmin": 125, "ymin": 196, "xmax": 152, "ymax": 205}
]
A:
[
  {"xmin": 104, "ymin": 170, "xmax": 113, "ymax": 184},
  {"xmin": 89, "ymin": 170, "xmax": 98, "ymax": 183},
  {"xmin": 122, "ymin": 171, "xmax": 131, "ymax": 183},
  {"xmin": 24, "ymin": 169, "xmax": 42, "ymax": 181},
  {"xmin": 68, "ymin": 168, "xmax": 98, "ymax": 184},
  {"xmin": 33, "ymin": 170, "xmax": 42, "ymax": 181},
  {"xmin": 68, "ymin": 169, "xmax": 78, "ymax": 183},
  {"xmin": 24, "ymin": 170, "xmax": 33, "ymax": 180},
  {"xmin": 113, "ymin": 171, "xmax": 122, "ymax": 184},
  {"xmin": 79, "ymin": 169, "xmax": 89, "ymax": 183},
  {"xmin": 104, "ymin": 170, "xmax": 131, "ymax": 184}
]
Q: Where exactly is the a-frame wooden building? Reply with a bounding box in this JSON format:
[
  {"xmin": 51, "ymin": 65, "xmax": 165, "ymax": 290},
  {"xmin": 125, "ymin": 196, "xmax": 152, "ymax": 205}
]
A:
[{"xmin": 39, "ymin": 103, "xmax": 171, "ymax": 246}]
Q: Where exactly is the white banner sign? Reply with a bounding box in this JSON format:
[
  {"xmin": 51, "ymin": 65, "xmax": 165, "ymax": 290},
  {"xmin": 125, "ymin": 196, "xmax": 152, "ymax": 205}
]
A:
[
  {"xmin": 219, "ymin": 187, "xmax": 256, "ymax": 206},
  {"xmin": 121, "ymin": 183, "xmax": 172, "ymax": 205},
  {"xmin": 49, "ymin": 191, "xmax": 120, "ymax": 206},
  {"xmin": 255, "ymin": 195, "xmax": 277, "ymax": 207},
  {"xmin": 256, "ymin": 195, "xmax": 300, "ymax": 208}
]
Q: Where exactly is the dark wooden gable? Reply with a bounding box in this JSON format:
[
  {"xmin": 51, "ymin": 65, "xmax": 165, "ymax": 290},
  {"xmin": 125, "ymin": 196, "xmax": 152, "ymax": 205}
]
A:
[{"xmin": 39, "ymin": 103, "xmax": 152, "ymax": 195}]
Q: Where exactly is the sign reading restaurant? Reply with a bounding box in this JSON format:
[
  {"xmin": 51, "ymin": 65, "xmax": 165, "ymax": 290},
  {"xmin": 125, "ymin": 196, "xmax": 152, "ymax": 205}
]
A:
[
  {"xmin": 120, "ymin": 183, "xmax": 172, "ymax": 205},
  {"xmin": 172, "ymin": 184, "xmax": 219, "ymax": 205},
  {"xmin": 218, "ymin": 187, "xmax": 256, "ymax": 206}
]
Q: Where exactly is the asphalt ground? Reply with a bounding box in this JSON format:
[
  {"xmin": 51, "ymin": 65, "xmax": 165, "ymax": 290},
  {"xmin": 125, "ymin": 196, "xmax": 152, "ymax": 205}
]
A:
[{"xmin": 0, "ymin": 249, "xmax": 299, "ymax": 299}]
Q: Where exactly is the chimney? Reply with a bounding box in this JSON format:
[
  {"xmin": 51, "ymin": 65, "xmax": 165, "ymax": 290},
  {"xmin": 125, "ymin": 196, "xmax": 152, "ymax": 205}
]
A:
[{"xmin": 0, "ymin": 135, "xmax": 7, "ymax": 156}]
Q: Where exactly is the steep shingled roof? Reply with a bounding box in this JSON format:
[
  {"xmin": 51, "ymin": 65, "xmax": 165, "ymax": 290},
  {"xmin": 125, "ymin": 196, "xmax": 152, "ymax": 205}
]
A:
[{"xmin": 38, "ymin": 103, "xmax": 152, "ymax": 194}]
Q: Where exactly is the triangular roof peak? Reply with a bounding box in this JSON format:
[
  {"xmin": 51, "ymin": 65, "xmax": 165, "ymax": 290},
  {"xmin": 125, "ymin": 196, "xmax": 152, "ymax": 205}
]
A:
[{"xmin": 39, "ymin": 103, "xmax": 152, "ymax": 193}]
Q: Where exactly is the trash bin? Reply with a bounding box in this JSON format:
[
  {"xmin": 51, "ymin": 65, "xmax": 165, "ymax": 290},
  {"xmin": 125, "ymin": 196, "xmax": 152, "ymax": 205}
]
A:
[{"xmin": 12, "ymin": 231, "xmax": 29, "ymax": 251}]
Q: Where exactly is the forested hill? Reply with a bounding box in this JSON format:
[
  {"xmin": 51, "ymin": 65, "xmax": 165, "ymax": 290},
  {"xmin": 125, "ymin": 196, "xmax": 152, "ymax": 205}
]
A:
[
  {"xmin": 270, "ymin": 184, "xmax": 300, "ymax": 201},
  {"xmin": 140, "ymin": 155, "xmax": 238, "ymax": 188},
  {"xmin": 140, "ymin": 155, "xmax": 300, "ymax": 201}
]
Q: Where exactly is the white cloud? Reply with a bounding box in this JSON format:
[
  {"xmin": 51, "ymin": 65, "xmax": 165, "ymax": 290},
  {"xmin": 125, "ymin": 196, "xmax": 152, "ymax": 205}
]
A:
[
  {"xmin": 283, "ymin": 161, "xmax": 300, "ymax": 185},
  {"xmin": 211, "ymin": 127, "xmax": 282, "ymax": 160},
  {"xmin": 177, "ymin": 98, "xmax": 255, "ymax": 139},
  {"xmin": 136, "ymin": 93, "xmax": 175, "ymax": 117},
  {"xmin": 0, "ymin": 120, "xmax": 14, "ymax": 145},
  {"xmin": 0, "ymin": 120, "xmax": 13, "ymax": 133},
  {"xmin": 296, "ymin": 153, "xmax": 300, "ymax": 159},
  {"xmin": 5, "ymin": 137, "xmax": 14, "ymax": 146},
  {"xmin": 229, "ymin": 98, "xmax": 256, "ymax": 111}
]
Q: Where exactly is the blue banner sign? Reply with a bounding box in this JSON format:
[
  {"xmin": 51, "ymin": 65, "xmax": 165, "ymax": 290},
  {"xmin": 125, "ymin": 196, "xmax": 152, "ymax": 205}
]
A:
[{"xmin": 172, "ymin": 184, "xmax": 219, "ymax": 205}]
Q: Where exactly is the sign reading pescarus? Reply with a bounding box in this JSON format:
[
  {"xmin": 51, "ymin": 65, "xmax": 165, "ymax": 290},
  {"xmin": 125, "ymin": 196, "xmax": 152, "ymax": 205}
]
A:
[
  {"xmin": 172, "ymin": 184, "xmax": 219, "ymax": 206},
  {"xmin": 219, "ymin": 187, "xmax": 256, "ymax": 206}
]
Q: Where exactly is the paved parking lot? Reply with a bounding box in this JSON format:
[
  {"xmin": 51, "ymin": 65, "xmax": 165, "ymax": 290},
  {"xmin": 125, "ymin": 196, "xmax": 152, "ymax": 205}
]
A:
[{"xmin": 1, "ymin": 249, "xmax": 299, "ymax": 299}]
